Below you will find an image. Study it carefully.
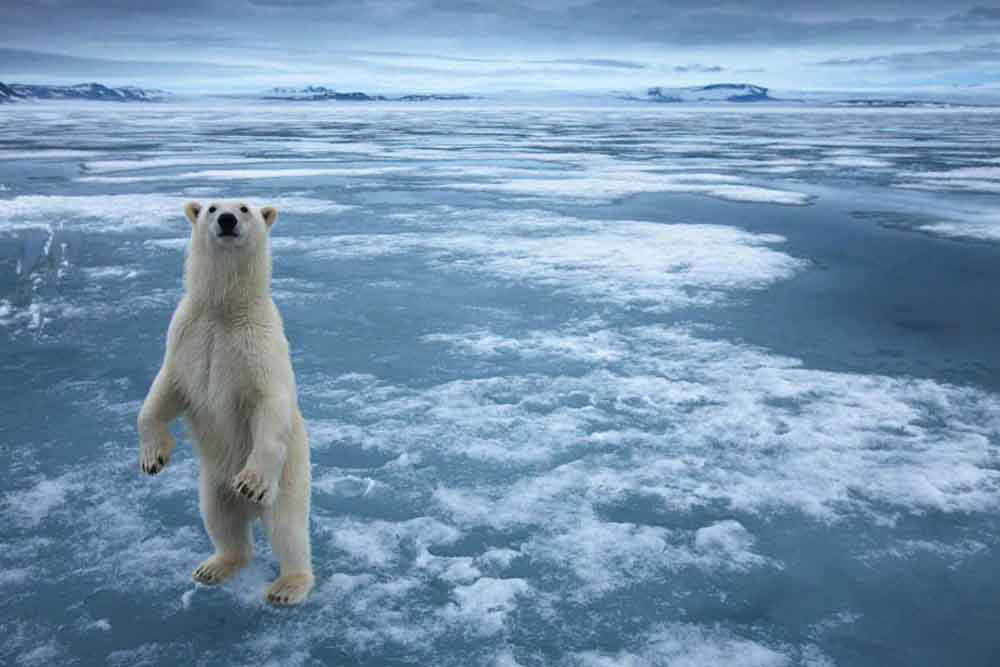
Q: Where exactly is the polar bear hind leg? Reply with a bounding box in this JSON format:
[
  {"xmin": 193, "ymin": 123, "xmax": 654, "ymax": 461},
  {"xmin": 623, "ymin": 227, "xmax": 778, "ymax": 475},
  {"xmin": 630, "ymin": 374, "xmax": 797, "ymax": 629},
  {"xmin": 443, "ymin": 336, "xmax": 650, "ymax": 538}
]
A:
[
  {"xmin": 193, "ymin": 476, "xmax": 254, "ymax": 585},
  {"xmin": 262, "ymin": 493, "xmax": 314, "ymax": 606}
]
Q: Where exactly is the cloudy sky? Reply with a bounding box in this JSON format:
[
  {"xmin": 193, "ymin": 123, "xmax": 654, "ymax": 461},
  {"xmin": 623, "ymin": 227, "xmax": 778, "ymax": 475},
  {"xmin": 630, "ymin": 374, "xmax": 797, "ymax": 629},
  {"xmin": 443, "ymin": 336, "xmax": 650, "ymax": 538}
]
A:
[{"xmin": 1, "ymin": 1, "xmax": 999, "ymax": 94}]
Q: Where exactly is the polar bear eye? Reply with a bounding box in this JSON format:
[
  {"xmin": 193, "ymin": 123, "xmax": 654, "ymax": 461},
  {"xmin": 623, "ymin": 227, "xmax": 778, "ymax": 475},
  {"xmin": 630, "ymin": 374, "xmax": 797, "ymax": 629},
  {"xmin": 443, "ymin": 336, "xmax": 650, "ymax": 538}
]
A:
[
  {"xmin": 208, "ymin": 206, "xmax": 217, "ymax": 214},
  {"xmin": 240, "ymin": 206, "xmax": 249, "ymax": 213}
]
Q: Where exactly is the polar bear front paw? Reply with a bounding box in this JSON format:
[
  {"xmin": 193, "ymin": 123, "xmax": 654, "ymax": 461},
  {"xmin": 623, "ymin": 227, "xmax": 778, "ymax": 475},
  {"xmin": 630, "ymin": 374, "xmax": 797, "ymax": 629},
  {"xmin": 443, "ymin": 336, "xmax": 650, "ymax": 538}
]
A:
[
  {"xmin": 139, "ymin": 434, "xmax": 174, "ymax": 475},
  {"xmin": 232, "ymin": 468, "xmax": 276, "ymax": 506}
]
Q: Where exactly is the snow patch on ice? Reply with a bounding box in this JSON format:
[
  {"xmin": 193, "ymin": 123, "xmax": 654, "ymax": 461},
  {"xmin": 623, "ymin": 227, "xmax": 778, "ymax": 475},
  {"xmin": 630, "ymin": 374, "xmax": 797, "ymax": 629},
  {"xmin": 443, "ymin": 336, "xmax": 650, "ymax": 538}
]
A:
[
  {"xmin": 16, "ymin": 640, "xmax": 66, "ymax": 667},
  {"xmin": 0, "ymin": 194, "xmax": 351, "ymax": 234},
  {"xmin": 4, "ymin": 474, "xmax": 81, "ymax": 527},
  {"xmin": 919, "ymin": 219, "xmax": 1000, "ymax": 242},
  {"xmin": 902, "ymin": 166, "xmax": 1000, "ymax": 180},
  {"xmin": 328, "ymin": 516, "xmax": 461, "ymax": 568},
  {"xmin": 895, "ymin": 166, "xmax": 1000, "ymax": 193},
  {"xmin": 393, "ymin": 210, "xmax": 803, "ymax": 311},
  {"xmin": 862, "ymin": 538, "xmax": 988, "ymax": 567},
  {"xmin": 522, "ymin": 516, "xmax": 774, "ymax": 596},
  {"xmin": 83, "ymin": 266, "xmax": 142, "ymax": 280},
  {"xmin": 571, "ymin": 622, "xmax": 807, "ymax": 667},
  {"xmin": 445, "ymin": 171, "xmax": 812, "ymax": 205},
  {"xmin": 694, "ymin": 520, "xmax": 763, "ymax": 567},
  {"xmin": 89, "ymin": 619, "xmax": 112, "ymax": 632},
  {"xmin": 0, "ymin": 567, "xmax": 32, "ymax": 587},
  {"xmin": 78, "ymin": 166, "xmax": 410, "ymax": 183},
  {"xmin": 409, "ymin": 322, "xmax": 1000, "ymax": 523},
  {"xmin": 441, "ymin": 577, "xmax": 530, "ymax": 637},
  {"xmin": 144, "ymin": 209, "xmax": 804, "ymax": 313},
  {"xmin": 826, "ymin": 154, "xmax": 892, "ymax": 168}
]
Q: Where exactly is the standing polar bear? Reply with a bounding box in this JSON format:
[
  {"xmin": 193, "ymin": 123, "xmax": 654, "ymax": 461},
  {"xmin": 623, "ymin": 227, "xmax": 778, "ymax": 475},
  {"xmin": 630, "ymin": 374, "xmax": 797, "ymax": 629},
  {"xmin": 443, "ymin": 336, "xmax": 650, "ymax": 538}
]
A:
[{"xmin": 138, "ymin": 201, "xmax": 313, "ymax": 606}]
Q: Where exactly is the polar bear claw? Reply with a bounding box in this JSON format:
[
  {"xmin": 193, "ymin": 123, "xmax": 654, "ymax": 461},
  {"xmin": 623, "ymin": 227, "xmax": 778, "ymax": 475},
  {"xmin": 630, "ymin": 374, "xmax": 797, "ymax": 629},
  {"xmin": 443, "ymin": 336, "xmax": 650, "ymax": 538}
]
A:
[
  {"xmin": 232, "ymin": 468, "xmax": 275, "ymax": 506},
  {"xmin": 140, "ymin": 433, "xmax": 174, "ymax": 475}
]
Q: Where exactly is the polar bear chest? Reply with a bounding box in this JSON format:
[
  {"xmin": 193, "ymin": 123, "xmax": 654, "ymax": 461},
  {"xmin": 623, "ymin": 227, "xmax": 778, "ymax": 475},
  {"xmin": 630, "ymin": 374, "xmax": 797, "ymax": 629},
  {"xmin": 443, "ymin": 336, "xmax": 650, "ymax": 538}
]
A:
[{"xmin": 174, "ymin": 316, "xmax": 266, "ymax": 420}]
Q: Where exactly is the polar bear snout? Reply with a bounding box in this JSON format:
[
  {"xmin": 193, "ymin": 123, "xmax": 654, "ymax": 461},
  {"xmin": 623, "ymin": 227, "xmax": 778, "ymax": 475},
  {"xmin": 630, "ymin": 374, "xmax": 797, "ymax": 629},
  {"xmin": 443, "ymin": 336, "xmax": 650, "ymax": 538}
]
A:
[{"xmin": 217, "ymin": 212, "xmax": 239, "ymax": 237}]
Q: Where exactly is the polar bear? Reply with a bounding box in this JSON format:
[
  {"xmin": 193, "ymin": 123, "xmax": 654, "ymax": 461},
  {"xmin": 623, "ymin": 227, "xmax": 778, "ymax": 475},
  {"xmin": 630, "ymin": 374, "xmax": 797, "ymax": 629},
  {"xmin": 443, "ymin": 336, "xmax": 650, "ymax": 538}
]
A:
[{"xmin": 137, "ymin": 200, "xmax": 313, "ymax": 606}]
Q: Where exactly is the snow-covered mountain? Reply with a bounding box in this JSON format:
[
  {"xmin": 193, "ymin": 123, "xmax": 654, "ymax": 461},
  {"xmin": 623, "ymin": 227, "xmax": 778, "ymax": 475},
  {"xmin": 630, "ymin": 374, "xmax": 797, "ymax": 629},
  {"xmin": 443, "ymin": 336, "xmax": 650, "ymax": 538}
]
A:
[
  {"xmin": 0, "ymin": 82, "xmax": 169, "ymax": 102},
  {"xmin": 262, "ymin": 86, "xmax": 475, "ymax": 102},
  {"xmin": 622, "ymin": 83, "xmax": 774, "ymax": 103},
  {"xmin": 828, "ymin": 98, "xmax": 970, "ymax": 108},
  {"xmin": 264, "ymin": 86, "xmax": 386, "ymax": 101},
  {"xmin": 0, "ymin": 82, "xmax": 19, "ymax": 103},
  {"xmin": 395, "ymin": 94, "xmax": 475, "ymax": 102}
]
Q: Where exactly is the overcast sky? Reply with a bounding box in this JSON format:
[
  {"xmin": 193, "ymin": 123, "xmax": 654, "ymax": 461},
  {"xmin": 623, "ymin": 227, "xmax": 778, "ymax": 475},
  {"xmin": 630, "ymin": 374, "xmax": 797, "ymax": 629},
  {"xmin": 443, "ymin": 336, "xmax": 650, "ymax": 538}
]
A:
[{"xmin": 1, "ymin": 1, "xmax": 999, "ymax": 93}]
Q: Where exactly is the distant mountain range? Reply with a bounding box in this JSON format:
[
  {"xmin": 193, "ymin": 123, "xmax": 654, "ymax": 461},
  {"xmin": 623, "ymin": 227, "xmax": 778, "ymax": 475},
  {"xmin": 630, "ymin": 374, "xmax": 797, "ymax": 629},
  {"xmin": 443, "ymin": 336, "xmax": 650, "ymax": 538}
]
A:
[
  {"xmin": 0, "ymin": 82, "xmax": 475, "ymax": 104},
  {"xmin": 263, "ymin": 83, "xmax": 784, "ymax": 104},
  {"xmin": 0, "ymin": 81, "xmax": 168, "ymax": 103},
  {"xmin": 621, "ymin": 83, "xmax": 774, "ymax": 103},
  {"xmin": 262, "ymin": 86, "xmax": 475, "ymax": 102},
  {"xmin": 0, "ymin": 81, "xmax": 991, "ymax": 108}
]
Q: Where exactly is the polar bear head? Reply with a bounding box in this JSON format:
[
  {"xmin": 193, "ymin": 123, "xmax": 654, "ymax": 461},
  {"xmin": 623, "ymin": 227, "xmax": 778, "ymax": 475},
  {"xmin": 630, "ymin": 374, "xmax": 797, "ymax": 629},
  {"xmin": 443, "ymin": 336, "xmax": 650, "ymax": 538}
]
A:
[
  {"xmin": 183, "ymin": 201, "xmax": 279, "ymax": 302},
  {"xmin": 185, "ymin": 200, "xmax": 277, "ymax": 253}
]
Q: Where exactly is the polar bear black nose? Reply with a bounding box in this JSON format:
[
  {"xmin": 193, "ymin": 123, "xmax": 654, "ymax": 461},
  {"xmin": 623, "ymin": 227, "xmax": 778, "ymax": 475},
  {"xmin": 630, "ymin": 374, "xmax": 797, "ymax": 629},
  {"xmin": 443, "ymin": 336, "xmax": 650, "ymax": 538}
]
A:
[{"xmin": 217, "ymin": 213, "xmax": 238, "ymax": 234}]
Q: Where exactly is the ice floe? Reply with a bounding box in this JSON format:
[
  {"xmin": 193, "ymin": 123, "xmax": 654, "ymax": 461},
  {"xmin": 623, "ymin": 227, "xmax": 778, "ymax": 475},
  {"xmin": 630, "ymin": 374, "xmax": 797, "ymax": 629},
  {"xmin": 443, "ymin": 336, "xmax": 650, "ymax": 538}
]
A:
[
  {"xmin": 443, "ymin": 171, "xmax": 812, "ymax": 205},
  {"xmin": 0, "ymin": 193, "xmax": 351, "ymax": 234}
]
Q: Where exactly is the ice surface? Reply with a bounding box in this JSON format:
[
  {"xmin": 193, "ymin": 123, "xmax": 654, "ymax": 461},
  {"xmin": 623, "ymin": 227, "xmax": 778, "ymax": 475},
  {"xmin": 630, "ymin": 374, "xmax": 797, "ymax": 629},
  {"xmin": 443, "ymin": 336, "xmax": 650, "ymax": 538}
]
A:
[{"xmin": 2, "ymin": 103, "xmax": 1000, "ymax": 666}]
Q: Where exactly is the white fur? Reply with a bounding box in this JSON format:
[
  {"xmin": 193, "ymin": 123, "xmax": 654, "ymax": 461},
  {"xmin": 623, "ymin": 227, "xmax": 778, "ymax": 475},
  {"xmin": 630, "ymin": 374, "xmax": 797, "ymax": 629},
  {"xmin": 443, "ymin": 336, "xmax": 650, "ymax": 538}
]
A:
[{"xmin": 138, "ymin": 200, "xmax": 313, "ymax": 606}]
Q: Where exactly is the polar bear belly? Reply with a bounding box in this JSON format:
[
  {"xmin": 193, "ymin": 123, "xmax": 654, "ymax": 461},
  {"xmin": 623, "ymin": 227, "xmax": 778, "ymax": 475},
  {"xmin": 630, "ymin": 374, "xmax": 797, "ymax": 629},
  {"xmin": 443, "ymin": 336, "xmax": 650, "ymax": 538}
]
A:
[{"xmin": 176, "ymin": 319, "xmax": 260, "ymax": 480}]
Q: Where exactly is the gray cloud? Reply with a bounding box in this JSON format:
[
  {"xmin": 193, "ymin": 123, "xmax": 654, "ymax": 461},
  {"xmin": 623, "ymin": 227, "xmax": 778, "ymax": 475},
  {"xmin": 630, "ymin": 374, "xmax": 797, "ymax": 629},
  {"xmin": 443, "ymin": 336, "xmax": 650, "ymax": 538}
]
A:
[
  {"xmin": 0, "ymin": 48, "xmax": 264, "ymax": 84},
  {"xmin": 817, "ymin": 42, "xmax": 1000, "ymax": 70},
  {"xmin": 1, "ymin": 1, "xmax": 998, "ymax": 91},
  {"xmin": 356, "ymin": 51, "xmax": 504, "ymax": 64},
  {"xmin": 672, "ymin": 64, "xmax": 724, "ymax": 73},
  {"xmin": 526, "ymin": 58, "xmax": 647, "ymax": 69},
  {"xmin": 948, "ymin": 5, "xmax": 1000, "ymax": 24},
  {"xmin": 4, "ymin": 1, "xmax": 997, "ymax": 49},
  {"xmin": 6, "ymin": 0, "xmax": 219, "ymax": 16}
]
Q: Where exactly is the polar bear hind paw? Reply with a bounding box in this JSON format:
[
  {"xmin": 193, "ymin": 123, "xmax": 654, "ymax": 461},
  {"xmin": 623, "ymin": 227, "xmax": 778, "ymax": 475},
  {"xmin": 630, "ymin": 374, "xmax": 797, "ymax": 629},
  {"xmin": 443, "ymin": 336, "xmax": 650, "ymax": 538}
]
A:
[
  {"xmin": 192, "ymin": 555, "xmax": 248, "ymax": 585},
  {"xmin": 266, "ymin": 573, "xmax": 314, "ymax": 606},
  {"xmin": 232, "ymin": 468, "xmax": 275, "ymax": 505}
]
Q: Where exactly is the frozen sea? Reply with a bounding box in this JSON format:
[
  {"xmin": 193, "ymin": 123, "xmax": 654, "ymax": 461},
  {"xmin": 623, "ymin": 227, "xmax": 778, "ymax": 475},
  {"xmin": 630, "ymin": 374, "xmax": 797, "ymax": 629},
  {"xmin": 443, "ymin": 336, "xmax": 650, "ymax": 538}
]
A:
[{"xmin": 2, "ymin": 101, "xmax": 1000, "ymax": 666}]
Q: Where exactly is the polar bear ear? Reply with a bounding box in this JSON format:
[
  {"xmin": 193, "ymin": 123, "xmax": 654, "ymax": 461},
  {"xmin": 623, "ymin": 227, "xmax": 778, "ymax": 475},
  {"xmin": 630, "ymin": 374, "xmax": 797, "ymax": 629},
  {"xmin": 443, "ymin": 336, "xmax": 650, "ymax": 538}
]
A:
[
  {"xmin": 261, "ymin": 206, "xmax": 278, "ymax": 228},
  {"xmin": 185, "ymin": 201, "xmax": 202, "ymax": 226}
]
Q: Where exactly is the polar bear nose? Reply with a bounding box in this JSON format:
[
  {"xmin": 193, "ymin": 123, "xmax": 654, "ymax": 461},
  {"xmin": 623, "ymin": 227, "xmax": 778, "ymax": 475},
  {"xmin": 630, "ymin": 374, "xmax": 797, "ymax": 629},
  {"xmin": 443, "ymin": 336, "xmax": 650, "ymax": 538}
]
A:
[{"xmin": 217, "ymin": 213, "xmax": 238, "ymax": 234}]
